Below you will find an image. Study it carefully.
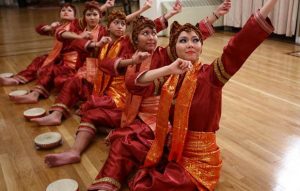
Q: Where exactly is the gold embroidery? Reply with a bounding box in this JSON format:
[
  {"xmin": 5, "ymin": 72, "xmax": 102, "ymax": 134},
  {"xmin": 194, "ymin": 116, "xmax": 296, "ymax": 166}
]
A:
[
  {"xmin": 79, "ymin": 122, "xmax": 96, "ymax": 131},
  {"xmin": 51, "ymin": 103, "xmax": 71, "ymax": 114},
  {"xmin": 93, "ymin": 177, "xmax": 121, "ymax": 189},
  {"xmin": 217, "ymin": 57, "xmax": 231, "ymax": 80},
  {"xmin": 213, "ymin": 59, "xmax": 228, "ymax": 84}
]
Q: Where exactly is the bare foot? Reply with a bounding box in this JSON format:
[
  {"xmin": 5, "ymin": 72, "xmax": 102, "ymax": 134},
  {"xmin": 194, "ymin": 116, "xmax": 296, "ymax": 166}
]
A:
[
  {"xmin": 10, "ymin": 91, "xmax": 39, "ymax": 104},
  {"xmin": 0, "ymin": 77, "xmax": 18, "ymax": 86},
  {"xmin": 31, "ymin": 111, "xmax": 63, "ymax": 126},
  {"xmin": 44, "ymin": 150, "xmax": 80, "ymax": 167}
]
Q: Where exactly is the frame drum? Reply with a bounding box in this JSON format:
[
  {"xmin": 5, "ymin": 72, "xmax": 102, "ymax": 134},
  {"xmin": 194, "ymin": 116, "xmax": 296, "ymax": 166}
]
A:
[
  {"xmin": 0, "ymin": 72, "xmax": 13, "ymax": 78},
  {"xmin": 34, "ymin": 132, "xmax": 62, "ymax": 149},
  {"xmin": 9, "ymin": 89, "xmax": 28, "ymax": 97},
  {"xmin": 23, "ymin": 107, "xmax": 46, "ymax": 120},
  {"xmin": 46, "ymin": 179, "xmax": 79, "ymax": 191}
]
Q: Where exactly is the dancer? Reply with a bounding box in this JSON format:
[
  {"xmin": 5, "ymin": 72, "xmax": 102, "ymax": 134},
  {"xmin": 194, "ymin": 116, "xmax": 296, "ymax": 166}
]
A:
[
  {"xmin": 87, "ymin": 1, "xmax": 234, "ymax": 190},
  {"xmin": 31, "ymin": 0, "xmax": 153, "ymax": 126},
  {"xmin": 44, "ymin": 0, "xmax": 183, "ymax": 168}
]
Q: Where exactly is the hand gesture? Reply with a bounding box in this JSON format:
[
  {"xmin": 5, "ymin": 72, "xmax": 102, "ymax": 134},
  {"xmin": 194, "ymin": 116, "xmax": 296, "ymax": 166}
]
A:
[
  {"xmin": 167, "ymin": 58, "xmax": 193, "ymax": 75},
  {"xmin": 104, "ymin": 0, "xmax": 115, "ymax": 9},
  {"xmin": 50, "ymin": 21, "xmax": 60, "ymax": 29},
  {"xmin": 142, "ymin": 0, "xmax": 152, "ymax": 11},
  {"xmin": 132, "ymin": 51, "xmax": 151, "ymax": 65},
  {"xmin": 80, "ymin": 31, "xmax": 93, "ymax": 39},
  {"xmin": 215, "ymin": 0, "xmax": 231, "ymax": 17},
  {"xmin": 95, "ymin": 36, "xmax": 112, "ymax": 47},
  {"xmin": 172, "ymin": 0, "xmax": 182, "ymax": 15}
]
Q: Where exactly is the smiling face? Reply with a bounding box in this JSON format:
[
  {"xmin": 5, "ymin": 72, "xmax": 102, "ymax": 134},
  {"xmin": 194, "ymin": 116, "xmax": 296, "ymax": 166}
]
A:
[
  {"xmin": 84, "ymin": 9, "xmax": 100, "ymax": 28},
  {"xmin": 136, "ymin": 27, "xmax": 157, "ymax": 52},
  {"xmin": 175, "ymin": 30, "xmax": 202, "ymax": 63},
  {"xmin": 108, "ymin": 18, "xmax": 126, "ymax": 38},
  {"xmin": 60, "ymin": 6, "xmax": 75, "ymax": 21}
]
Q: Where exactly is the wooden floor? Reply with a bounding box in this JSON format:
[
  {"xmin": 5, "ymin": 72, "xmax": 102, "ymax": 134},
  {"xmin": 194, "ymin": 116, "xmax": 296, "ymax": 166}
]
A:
[{"xmin": 1, "ymin": 4, "xmax": 300, "ymax": 191}]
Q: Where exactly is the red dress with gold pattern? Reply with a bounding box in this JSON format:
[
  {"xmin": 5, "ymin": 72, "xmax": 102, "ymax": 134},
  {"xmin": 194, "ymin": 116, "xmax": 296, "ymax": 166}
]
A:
[
  {"xmin": 49, "ymin": 24, "xmax": 107, "ymax": 117},
  {"xmin": 88, "ymin": 13, "xmax": 274, "ymax": 191},
  {"xmin": 88, "ymin": 18, "xmax": 217, "ymax": 191},
  {"xmin": 31, "ymin": 19, "xmax": 84, "ymax": 98}
]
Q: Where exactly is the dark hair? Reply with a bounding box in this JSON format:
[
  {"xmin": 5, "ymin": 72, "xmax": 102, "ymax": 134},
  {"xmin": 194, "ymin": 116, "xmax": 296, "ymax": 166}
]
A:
[{"xmin": 60, "ymin": 3, "xmax": 77, "ymax": 16}]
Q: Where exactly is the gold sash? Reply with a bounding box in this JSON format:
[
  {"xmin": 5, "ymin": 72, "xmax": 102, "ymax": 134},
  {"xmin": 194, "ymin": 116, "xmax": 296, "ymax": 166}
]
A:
[
  {"xmin": 92, "ymin": 38, "xmax": 122, "ymax": 96},
  {"xmin": 120, "ymin": 55, "xmax": 152, "ymax": 128},
  {"xmin": 41, "ymin": 22, "xmax": 70, "ymax": 68},
  {"xmin": 144, "ymin": 62, "xmax": 201, "ymax": 166}
]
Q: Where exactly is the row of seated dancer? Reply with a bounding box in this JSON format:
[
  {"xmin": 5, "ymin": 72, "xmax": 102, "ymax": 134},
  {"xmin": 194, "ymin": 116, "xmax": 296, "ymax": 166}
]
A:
[{"xmin": 0, "ymin": 0, "xmax": 279, "ymax": 190}]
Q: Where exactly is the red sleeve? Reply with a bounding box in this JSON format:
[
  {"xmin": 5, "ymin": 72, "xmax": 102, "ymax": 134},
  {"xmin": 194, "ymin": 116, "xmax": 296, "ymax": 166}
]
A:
[
  {"xmin": 125, "ymin": 47, "xmax": 170, "ymax": 96},
  {"xmin": 55, "ymin": 19, "xmax": 82, "ymax": 42},
  {"xmin": 35, "ymin": 24, "xmax": 54, "ymax": 36},
  {"xmin": 70, "ymin": 39, "xmax": 91, "ymax": 53},
  {"xmin": 197, "ymin": 19, "xmax": 215, "ymax": 40},
  {"xmin": 153, "ymin": 16, "xmax": 168, "ymax": 33},
  {"xmin": 210, "ymin": 11, "xmax": 274, "ymax": 87},
  {"xmin": 100, "ymin": 37, "xmax": 135, "ymax": 76}
]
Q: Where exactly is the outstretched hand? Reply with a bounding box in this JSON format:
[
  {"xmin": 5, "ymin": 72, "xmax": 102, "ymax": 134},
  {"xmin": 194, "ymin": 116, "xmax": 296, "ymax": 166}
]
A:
[{"xmin": 167, "ymin": 58, "xmax": 193, "ymax": 75}]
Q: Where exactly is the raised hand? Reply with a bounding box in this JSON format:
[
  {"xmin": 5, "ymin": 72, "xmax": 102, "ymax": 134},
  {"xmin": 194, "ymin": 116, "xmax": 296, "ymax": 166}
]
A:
[
  {"xmin": 142, "ymin": 0, "xmax": 153, "ymax": 11},
  {"xmin": 167, "ymin": 58, "xmax": 193, "ymax": 75},
  {"xmin": 172, "ymin": 0, "xmax": 182, "ymax": 15},
  {"xmin": 214, "ymin": 0, "xmax": 231, "ymax": 17}
]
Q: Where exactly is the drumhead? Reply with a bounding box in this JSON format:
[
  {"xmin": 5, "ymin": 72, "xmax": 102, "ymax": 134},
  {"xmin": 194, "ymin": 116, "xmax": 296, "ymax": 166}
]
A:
[
  {"xmin": 0, "ymin": 72, "xmax": 13, "ymax": 78},
  {"xmin": 9, "ymin": 90, "xmax": 28, "ymax": 96},
  {"xmin": 46, "ymin": 179, "xmax": 78, "ymax": 191},
  {"xmin": 23, "ymin": 107, "xmax": 45, "ymax": 117},
  {"xmin": 34, "ymin": 132, "xmax": 62, "ymax": 145}
]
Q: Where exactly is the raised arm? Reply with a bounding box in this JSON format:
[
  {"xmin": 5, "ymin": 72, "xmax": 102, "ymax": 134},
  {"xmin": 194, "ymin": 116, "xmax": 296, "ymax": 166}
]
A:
[
  {"xmin": 211, "ymin": 0, "xmax": 277, "ymax": 87},
  {"xmin": 163, "ymin": 0, "xmax": 182, "ymax": 20},
  {"xmin": 100, "ymin": 0, "xmax": 115, "ymax": 13},
  {"xmin": 259, "ymin": 0, "xmax": 278, "ymax": 18},
  {"xmin": 126, "ymin": 0, "xmax": 152, "ymax": 23},
  {"xmin": 206, "ymin": 0, "xmax": 231, "ymax": 25}
]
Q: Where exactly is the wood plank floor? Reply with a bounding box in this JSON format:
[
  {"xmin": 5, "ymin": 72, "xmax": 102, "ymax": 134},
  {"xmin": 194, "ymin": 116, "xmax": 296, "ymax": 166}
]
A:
[{"xmin": 1, "ymin": 4, "xmax": 300, "ymax": 191}]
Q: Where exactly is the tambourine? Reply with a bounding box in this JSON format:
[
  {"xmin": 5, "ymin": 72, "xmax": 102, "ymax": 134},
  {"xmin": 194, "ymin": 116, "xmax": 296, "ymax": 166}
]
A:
[
  {"xmin": 46, "ymin": 179, "xmax": 79, "ymax": 191},
  {"xmin": 0, "ymin": 72, "xmax": 13, "ymax": 78},
  {"xmin": 34, "ymin": 132, "xmax": 62, "ymax": 150},
  {"xmin": 23, "ymin": 107, "xmax": 46, "ymax": 120},
  {"xmin": 8, "ymin": 89, "xmax": 28, "ymax": 97}
]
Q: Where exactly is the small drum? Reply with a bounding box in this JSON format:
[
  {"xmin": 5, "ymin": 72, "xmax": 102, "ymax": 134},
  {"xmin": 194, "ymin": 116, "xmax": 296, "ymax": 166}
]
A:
[
  {"xmin": 8, "ymin": 89, "xmax": 28, "ymax": 97},
  {"xmin": 46, "ymin": 179, "xmax": 79, "ymax": 191},
  {"xmin": 34, "ymin": 132, "xmax": 62, "ymax": 149},
  {"xmin": 0, "ymin": 72, "xmax": 13, "ymax": 78},
  {"xmin": 23, "ymin": 107, "xmax": 46, "ymax": 120}
]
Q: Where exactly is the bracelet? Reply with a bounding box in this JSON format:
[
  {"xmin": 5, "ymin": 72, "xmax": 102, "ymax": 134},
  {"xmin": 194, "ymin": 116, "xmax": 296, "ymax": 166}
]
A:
[{"xmin": 213, "ymin": 12, "xmax": 219, "ymax": 19}]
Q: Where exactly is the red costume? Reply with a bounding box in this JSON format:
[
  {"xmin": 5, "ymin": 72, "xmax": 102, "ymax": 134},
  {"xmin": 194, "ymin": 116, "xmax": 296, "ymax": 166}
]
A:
[
  {"xmin": 88, "ymin": 12, "xmax": 274, "ymax": 191},
  {"xmin": 77, "ymin": 15, "xmax": 169, "ymax": 136},
  {"xmin": 49, "ymin": 24, "xmax": 107, "ymax": 117},
  {"xmin": 13, "ymin": 24, "xmax": 63, "ymax": 84},
  {"xmin": 32, "ymin": 19, "xmax": 84, "ymax": 98}
]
